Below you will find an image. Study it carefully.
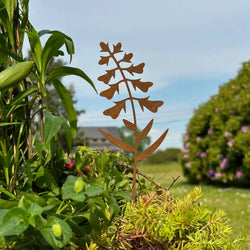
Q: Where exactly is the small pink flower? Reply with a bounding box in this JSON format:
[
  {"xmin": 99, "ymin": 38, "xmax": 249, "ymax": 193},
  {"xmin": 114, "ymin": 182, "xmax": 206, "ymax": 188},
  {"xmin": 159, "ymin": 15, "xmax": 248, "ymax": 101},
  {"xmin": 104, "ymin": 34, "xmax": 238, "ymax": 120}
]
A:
[
  {"xmin": 200, "ymin": 152, "xmax": 207, "ymax": 158},
  {"xmin": 224, "ymin": 131, "xmax": 232, "ymax": 137},
  {"xmin": 241, "ymin": 126, "xmax": 248, "ymax": 133},
  {"xmin": 235, "ymin": 171, "xmax": 243, "ymax": 179},
  {"xmin": 65, "ymin": 158, "xmax": 74, "ymax": 169},
  {"xmin": 207, "ymin": 128, "xmax": 213, "ymax": 135},
  {"xmin": 215, "ymin": 108, "xmax": 219, "ymax": 113},
  {"xmin": 244, "ymin": 84, "xmax": 248, "ymax": 89},
  {"xmin": 185, "ymin": 142, "xmax": 190, "ymax": 148},
  {"xmin": 231, "ymin": 110, "xmax": 236, "ymax": 115},
  {"xmin": 181, "ymin": 148, "xmax": 189, "ymax": 153},
  {"xmin": 196, "ymin": 136, "xmax": 202, "ymax": 142},
  {"xmin": 220, "ymin": 158, "xmax": 228, "ymax": 169},
  {"xmin": 214, "ymin": 172, "xmax": 222, "ymax": 179},
  {"xmin": 184, "ymin": 134, "xmax": 189, "ymax": 141},
  {"xmin": 184, "ymin": 154, "xmax": 189, "ymax": 158},
  {"xmin": 185, "ymin": 162, "xmax": 192, "ymax": 168},
  {"xmin": 195, "ymin": 152, "xmax": 200, "ymax": 157},
  {"xmin": 227, "ymin": 140, "xmax": 233, "ymax": 147}
]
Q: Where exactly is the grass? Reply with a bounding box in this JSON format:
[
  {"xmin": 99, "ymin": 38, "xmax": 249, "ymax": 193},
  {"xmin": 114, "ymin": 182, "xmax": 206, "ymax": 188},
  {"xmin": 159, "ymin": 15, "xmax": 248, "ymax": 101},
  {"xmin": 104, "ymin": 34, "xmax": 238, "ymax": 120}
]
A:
[{"xmin": 138, "ymin": 161, "xmax": 250, "ymax": 247}]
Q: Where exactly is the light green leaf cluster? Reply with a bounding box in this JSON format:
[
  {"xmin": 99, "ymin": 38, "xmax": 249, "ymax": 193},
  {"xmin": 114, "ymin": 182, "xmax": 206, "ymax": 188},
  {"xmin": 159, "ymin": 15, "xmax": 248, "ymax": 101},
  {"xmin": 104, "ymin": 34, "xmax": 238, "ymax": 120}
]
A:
[{"xmin": 103, "ymin": 187, "xmax": 246, "ymax": 249}]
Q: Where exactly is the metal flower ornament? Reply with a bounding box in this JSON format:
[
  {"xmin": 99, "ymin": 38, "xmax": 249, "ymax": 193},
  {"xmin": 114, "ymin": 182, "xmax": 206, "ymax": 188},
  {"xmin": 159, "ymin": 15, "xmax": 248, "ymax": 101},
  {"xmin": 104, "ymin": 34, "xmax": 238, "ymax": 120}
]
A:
[{"xmin": 98, "ymin": 42, "xmax": 169, "ymax": 201}]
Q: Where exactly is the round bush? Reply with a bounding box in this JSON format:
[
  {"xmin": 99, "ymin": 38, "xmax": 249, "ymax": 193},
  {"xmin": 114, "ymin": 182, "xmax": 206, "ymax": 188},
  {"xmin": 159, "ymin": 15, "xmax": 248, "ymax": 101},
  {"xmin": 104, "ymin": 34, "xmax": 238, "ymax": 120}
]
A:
[{"xmin": 180, "ymin": 61, "xmax": 250, "ymax": 185}]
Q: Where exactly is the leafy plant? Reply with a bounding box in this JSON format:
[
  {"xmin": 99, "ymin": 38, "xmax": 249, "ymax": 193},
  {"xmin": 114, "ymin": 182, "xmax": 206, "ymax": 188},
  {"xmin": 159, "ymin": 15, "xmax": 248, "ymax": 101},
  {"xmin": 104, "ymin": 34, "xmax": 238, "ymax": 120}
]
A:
[
  {"xmin": 0, "ymin": 146, "xmax": 133, "ymax": 249},
  {"xmin": 180, "ymin": 61, "xmax": 250, "ymax": 185},
  {"xmin": 98, "ymin": 42, "xmax": 169, "ymax": 201},
  {"xmin": 0, "ymin": 0, "xmax": 96, "ymax": 194},
  {"xmin": 99, "ymin": 187, "xmax": 246, "ymax": 249}
]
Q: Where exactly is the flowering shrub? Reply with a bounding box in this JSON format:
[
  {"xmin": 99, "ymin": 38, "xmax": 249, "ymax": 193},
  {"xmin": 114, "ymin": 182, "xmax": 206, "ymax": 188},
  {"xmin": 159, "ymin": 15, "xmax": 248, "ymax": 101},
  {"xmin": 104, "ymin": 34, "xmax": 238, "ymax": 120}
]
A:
[{"xmin": 180, "ymin": 61, "xmax": 250, "ymax": 185}]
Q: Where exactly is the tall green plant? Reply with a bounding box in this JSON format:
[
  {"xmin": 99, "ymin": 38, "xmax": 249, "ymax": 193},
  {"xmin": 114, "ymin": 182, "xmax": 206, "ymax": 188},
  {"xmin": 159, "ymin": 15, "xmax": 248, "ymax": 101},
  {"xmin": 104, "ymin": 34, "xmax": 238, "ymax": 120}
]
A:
[{"xmin": 0, "ymin": 0, "xmax": 96, "ymax": 193}]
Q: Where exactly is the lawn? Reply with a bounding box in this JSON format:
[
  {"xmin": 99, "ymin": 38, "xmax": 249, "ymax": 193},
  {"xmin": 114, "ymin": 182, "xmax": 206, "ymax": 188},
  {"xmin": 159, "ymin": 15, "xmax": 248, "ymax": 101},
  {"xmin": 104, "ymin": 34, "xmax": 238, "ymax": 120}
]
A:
[{"xmin": 139, "ymin": 161, "xmax": 250, "ymax": 248}]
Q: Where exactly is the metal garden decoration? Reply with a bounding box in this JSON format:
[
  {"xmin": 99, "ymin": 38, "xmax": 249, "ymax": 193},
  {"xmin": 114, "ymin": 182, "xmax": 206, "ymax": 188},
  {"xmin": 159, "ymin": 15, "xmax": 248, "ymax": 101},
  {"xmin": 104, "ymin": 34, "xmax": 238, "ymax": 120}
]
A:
[{"xmin": 98, "ymin": 42, "xmax": 169, "ymax": 201}]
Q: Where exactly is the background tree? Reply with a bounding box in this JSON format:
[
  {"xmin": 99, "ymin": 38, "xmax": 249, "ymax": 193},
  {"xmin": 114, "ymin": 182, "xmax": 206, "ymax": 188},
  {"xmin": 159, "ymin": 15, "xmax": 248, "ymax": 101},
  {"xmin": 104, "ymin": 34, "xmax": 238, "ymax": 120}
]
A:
[{"xmin": 119, "ymin": 126, "xmax": 151, "ymax": 157}]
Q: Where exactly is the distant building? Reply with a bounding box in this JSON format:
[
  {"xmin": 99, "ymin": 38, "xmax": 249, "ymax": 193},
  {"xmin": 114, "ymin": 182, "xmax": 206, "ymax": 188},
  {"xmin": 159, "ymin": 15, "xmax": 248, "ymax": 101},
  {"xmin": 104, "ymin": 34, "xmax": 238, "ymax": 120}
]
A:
[{"xmin": 74, "ymin": 127, "xmax": 121, "ymax": 151}]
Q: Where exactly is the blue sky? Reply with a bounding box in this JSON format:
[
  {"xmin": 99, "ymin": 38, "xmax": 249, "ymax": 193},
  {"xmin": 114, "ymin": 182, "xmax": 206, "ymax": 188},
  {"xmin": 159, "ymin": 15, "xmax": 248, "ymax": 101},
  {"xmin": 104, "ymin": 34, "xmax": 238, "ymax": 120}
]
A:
[{"xmin": 28, "ymin": 0, "xmax": 250, "ymax": 149}]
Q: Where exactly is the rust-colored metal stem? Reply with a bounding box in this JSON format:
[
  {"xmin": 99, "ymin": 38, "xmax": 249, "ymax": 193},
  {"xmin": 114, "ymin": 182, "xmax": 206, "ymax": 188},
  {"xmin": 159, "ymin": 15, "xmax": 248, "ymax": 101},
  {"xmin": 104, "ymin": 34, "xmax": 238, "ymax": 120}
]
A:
[{"xmin": 109, "ymin": 50, "xmax": 138, "ymax": 202}]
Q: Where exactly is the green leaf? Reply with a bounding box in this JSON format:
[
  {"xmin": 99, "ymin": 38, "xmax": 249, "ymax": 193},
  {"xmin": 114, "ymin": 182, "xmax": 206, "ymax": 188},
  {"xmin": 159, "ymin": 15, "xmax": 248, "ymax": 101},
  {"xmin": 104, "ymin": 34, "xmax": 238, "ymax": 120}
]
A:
[
  {"xmin": 41, "ymin": 217, "xmax": 72, "ymax": 249},
  {"xmin": 63, "ymin": 121, "xmax": 72, "ymax": 154},
  {"xmin": 46, "ymin": 66, "xmax": 97, "ymax": 93},
  {"xmin": 0, "ymin": 122, "xmax": 22, "ymax": 126},
  {"xmin": 26, "ymin": 27, "xmax": 43, "ymax": 72},
  {"xmin": 85, "ymin": 184, "xmax": 103, "ymax": 197},
  {"xmin": 62, "ymin": 175, "xmax": 86, "ymax": 202},
  {"xmin": 44, "ymin": 111, "xmax": 65, "ymax": 145},
  {"xmin": 0, "ymin": 3, "xmax": 14, "ymax": 47},
  {"xmin": 114, "ymin": 190, "xmax": 131, "ymax": 201},
  {"xmin": 3, "ymin": 0, "xmax": 16, "ymax": 22},
  {"xmin": 51, "ymin": 79, "xmax": 77, "ymax": 137},
  {"xmin": 0, "ymin": 209, "xmax": 8, "ymax": 224},
  {"xmin": 35, "ymin": 166, "xmax": 58, "ymax": 191},
  {"xmin": 40, "ymin": 30, "xmax": 74, "ymax": 83},
  {"xmin": 18, "ymin": 197, "xmax": 43, "ymax": 216},
  {"xmin": 0, "ymin": 186, "xmax": 16, "ymax": 199},
  {"xmin": 0, "ymin": 208, "xmax": 29, "ymax": 237}
]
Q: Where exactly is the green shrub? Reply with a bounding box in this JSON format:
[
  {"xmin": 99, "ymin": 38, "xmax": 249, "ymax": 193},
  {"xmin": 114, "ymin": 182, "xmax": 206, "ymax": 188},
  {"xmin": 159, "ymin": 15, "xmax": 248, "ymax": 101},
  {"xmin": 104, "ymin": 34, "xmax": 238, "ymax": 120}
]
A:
[
  {"xmin": 180, "ymin": 61, "xmax": 250, "ymax": 185},
  {"xmin": 97, "ymin": 187, "xmax": 246, "ymax": 249},
  {"xmin": 146, "ymin": 148, "xmax": 181, "ymax": 164}
]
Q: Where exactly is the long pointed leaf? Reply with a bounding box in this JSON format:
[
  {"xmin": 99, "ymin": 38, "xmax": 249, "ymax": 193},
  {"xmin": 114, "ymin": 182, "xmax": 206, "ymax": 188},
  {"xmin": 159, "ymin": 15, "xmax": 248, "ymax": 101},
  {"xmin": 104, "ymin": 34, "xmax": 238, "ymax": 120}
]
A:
[
  {"xmin": 99, "ymin": 129, "xmax": 135, "ymax": 152},
  {"xmin": 26, "ymin": 27, "xmax": 43, "ymax": 72},
  {"xmin": 46, "ymin": 66, "xmax": 97, "ymax": 93},
  {"xmin": 123, "ymin": 119, "xmax": 136, "ymax": 131},
  {"xmin": 137, "ymin": 128, "xmax": 169, "ymax": 161},
  {"xmin": 136, "ymin": 119, "xmax": 153, "ymax": 144},
  {"xmin": 52, "ymin": 79, "xmax": 77, "ymax": 137},
  {"xmin": 40, "ymin": 30, "xmax": 74, "ymax": 83}
]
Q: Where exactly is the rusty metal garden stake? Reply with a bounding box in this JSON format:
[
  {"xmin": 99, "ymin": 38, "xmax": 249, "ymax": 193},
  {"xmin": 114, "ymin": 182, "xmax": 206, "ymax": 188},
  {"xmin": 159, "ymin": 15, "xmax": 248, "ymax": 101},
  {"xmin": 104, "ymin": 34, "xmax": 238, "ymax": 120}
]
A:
[{"xmin": 98, "ymin": 42, "xmax": 169, "ymax": 201}]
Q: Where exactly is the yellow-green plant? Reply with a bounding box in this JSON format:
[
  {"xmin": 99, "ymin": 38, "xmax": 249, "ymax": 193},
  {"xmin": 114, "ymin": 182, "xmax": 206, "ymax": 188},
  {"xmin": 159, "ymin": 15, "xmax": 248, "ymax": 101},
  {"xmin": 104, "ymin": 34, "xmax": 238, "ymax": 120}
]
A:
[{"xmin": 100, "ymin": 187, "xmax": 246, "ymax": 249}]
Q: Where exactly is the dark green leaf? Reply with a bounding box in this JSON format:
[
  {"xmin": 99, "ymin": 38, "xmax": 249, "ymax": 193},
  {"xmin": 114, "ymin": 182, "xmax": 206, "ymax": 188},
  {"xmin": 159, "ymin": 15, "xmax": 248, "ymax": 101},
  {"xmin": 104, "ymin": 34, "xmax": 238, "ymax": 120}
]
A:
[
  {"xmin": 26, "ymin": 27, "xmax": 43, "ymax": 72},
  {"xmin": 46, "ymin": 66, "xmax": 97, "ymax": 93},
  {"xmin": 51, "ymin": 79, "xmax": 77, "ymax": 137},
  {"xmin": 40, "ymin": 30, "xmax": 74, "ymax": 83},
  {"xmin": 44, "ymin": 111, "xmax": 65, "ymax": 145}
]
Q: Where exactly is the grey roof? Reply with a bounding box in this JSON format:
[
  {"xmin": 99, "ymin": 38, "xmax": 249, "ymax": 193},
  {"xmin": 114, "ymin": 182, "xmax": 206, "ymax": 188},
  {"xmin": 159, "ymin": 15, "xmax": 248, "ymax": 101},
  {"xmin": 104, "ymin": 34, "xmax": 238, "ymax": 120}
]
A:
[
  {"xmin": 75, "ymin": 127, "xmax": 122, "ymax": 151},
  {"xmin": 77, "ymin": 127, "xmax": 121, "ymax": 140}
]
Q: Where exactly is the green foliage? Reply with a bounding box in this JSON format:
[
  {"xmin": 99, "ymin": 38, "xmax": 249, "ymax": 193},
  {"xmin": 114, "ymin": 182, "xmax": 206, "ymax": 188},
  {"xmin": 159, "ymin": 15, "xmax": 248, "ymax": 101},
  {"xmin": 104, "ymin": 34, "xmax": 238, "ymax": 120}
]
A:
[
  {"xmin": 0, "ymin": 147, "xmax": 133, "ymax": 249},
  {"xmin": 180, "ymin": 61, "xmax": 250, "ymax": 185},
  {"xmin": 145, "ymin": 147, "xmax": 181, "ymax": 164},
  {"xmin": 100, "ymin": 187, "xmax": 246, "ymax": 249}
]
